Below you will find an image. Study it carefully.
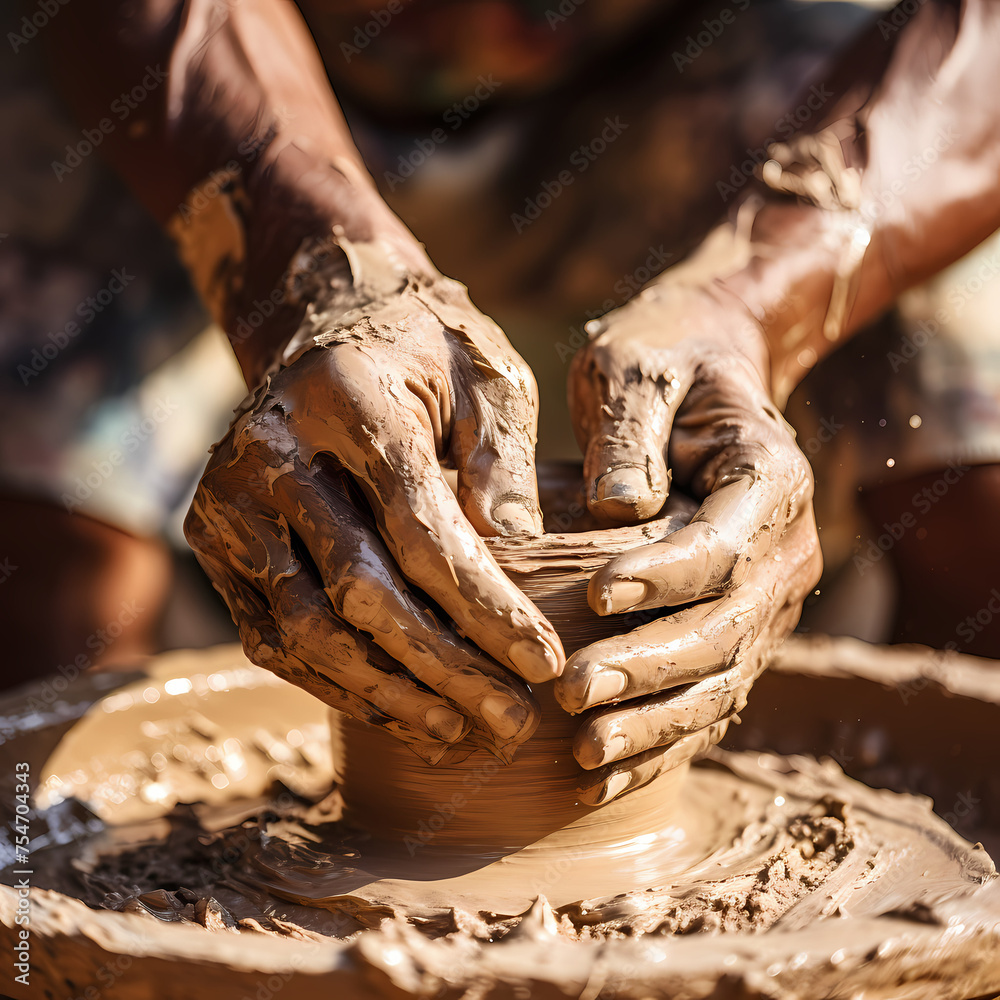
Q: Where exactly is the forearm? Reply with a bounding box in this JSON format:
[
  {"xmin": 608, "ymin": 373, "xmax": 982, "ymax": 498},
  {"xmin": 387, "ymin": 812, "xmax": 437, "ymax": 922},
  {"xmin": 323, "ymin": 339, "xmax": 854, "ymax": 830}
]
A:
[
  {"xmin": 47, "ymin": 0, "xmax": 431, "ymax": 383},
  {"xmin": 662, "ymin": 0, "xmax": 1000, "ymax": 403}
]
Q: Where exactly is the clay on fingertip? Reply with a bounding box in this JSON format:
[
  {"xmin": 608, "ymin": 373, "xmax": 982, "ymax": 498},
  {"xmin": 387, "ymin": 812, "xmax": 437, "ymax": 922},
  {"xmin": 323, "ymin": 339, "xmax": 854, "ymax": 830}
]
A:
[
  {"xmin": 424, "ymin": 705, "xmax": 468, "ymax": 743},
  {"xmin": 478, "ymin": 693, "xmax": 532, "ymax": 740},
  {"xmin": 581, "ymin": 669, "xmax": 628, "ymax": 708},
  {"xmin": 507, "ymin": 636, "xmax": 563, "ymax": 682},
  {"xmin": 491, "ymin": 501, "xmax": 542, "ymax": 536},
  {"xmin": 591, "ymin": 465, "xmax": 662, "ymax": 521},
  {"xmin": 601, "ymin": 578, "xmax": 649, "ymax": 615}
]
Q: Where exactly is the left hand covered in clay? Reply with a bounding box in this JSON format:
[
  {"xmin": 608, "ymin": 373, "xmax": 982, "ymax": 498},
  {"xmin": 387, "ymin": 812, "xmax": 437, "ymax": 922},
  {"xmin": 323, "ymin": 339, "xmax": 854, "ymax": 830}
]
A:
[
  {"xmin": 556, "ymin": 282, "xmax": 822, "ymax": 805},
  {"xmin": 185, "ymin": 264, "xmax": 564, "ymax": 765}
]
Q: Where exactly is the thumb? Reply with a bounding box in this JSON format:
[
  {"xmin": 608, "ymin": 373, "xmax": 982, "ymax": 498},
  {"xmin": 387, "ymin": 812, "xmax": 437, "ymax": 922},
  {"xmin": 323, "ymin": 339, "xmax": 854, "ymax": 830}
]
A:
[
  {"xmin": 451, "ymin": 358, "xmax": 544, "ymax": 537},
  {"xmin": 570, "ymin": 341, "xmax": 689, "ymax": 523}
]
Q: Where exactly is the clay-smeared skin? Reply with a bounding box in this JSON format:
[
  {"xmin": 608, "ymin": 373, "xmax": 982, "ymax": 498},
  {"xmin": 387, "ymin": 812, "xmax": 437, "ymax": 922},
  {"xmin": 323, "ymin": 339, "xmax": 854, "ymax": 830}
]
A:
[
  {"xmin": 185, "ymin": 271, "xmax": 565, "ymax": 761},
  {"xmin": 558, "ymin": 283, "xmax": 821, "ymax": 799},
  {"xmin": 49, "ymin": 0, "xmax": 1000, "ymax": 799},
  {"xmin": 552, "ymin": 0, "xmax": 1000, "ymax": 796}
]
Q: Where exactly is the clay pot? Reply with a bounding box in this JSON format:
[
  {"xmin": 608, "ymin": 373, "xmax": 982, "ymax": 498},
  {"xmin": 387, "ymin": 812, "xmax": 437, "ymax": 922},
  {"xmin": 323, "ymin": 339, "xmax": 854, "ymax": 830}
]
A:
[{"xmin": 331, "ymin": 464, "xmax": 696, "ymax": 852}]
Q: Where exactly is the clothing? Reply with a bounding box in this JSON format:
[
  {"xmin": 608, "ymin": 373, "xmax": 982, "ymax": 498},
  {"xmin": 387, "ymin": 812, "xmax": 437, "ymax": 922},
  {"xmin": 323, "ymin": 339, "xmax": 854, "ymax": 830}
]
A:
[{"xmin": 0, "ymin": 17, "xmax": 244, "ymax": 542}]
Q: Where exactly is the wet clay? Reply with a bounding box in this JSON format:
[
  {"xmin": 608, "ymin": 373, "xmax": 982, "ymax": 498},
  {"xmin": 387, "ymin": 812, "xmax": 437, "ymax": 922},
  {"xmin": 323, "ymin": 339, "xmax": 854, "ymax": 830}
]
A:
[
  {"xmin": 151, "ymin": 503, "xmax": 1000, "ymax": 923},
  {"xmin": 332, "ymin": 484, "xmax": 700, "ymax": 850},
  {"xmin": 2, "ymin": 637, "xmax": 1000, "ymax": 999},
  {"xmin": 27, "ymin": 746, "xmax": 996, "ymax": 936}
]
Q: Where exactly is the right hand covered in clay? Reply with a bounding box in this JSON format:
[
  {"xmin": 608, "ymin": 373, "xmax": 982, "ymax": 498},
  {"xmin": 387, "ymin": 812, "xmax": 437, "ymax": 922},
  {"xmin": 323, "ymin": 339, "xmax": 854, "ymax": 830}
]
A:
[
  {"xmin": 556, "ymin": 281, "xmax": 823, "ymax": 803},
  {"xmin": 185, "ymin": 265, "xmax": 564, "ymax": 764}
]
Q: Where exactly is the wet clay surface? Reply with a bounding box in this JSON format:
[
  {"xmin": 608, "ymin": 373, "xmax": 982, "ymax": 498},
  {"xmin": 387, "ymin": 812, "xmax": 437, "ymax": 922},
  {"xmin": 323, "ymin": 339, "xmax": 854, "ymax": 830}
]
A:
[
  {"xmin": 31, "ymin": 748, "xmax": 994, "ymax": 942},
  {"xmin": 2, "ymin": 495, "xmax": 998, "ymax": 997},
  {"xmin": 2, "ymin": 640, "xmax": 1000, "ymax": 998}
]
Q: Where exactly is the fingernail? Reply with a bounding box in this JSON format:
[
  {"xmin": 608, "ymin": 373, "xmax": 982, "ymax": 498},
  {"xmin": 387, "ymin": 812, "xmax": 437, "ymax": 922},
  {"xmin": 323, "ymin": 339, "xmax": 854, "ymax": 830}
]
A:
[
  {"xmin": 584, "ymin": 670, "xmax": 628, "ymax": 707},
  {"xmin": 408, "ymin": 741, "xmax": 451, "ymax": 765},
  {"xmin": 508, "ymin": 637, "xmax": 561, "ymax": 682},
  {"xmin": 605, "ymin": 579, "xmax": 649, "ymax": 614},
  {"xmin": 479, "ymin": 694, "xmax": 529, "ymax": 739},
  {"xmin": 424, "ymin": 706, "xmax": 467, "ymax": 743},
  {"xmin": 492, "ymin": 501, "xmax": 541, "ymax": 536},
  {"xmin": 594, "ymin": 465, "xmax": 650, "ymax": 506},
  {"xmin": 601, "ymin": 733, "xmax": 629, "ymax": 766},
  {"xmin": 602, "ymin": 771, "xmax": 632, "ymax": 802}
]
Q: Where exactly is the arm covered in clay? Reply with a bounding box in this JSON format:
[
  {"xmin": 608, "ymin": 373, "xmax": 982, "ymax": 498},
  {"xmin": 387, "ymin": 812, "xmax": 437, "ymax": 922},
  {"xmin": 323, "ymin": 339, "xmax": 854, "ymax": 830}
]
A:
[
  {"xmin": 559, "ymin": 0, "xmax": 1000, "ymax": 803},
  {"xmin": 47, "ymin": 0, "xmax": 564, "ymax": 761}
]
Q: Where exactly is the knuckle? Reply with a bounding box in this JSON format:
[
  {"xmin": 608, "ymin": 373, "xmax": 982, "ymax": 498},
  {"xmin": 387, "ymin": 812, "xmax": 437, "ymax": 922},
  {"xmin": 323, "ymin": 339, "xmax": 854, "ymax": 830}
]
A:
[
  {"xmin": 239, "ymin": 622, "xmax": 280, "ymax": 666},
  {"xmin": 322, "ymin": 340, "xmax": 373, "ymax": 381}
]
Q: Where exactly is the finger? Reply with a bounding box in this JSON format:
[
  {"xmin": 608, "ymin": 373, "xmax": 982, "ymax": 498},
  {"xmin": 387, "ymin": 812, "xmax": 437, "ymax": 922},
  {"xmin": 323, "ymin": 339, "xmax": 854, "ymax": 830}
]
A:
[
  {"xmin": 265, "ymin": 555, "xmax": 482, "ymax": 746},
  {"xmin": 570, "ymin": 342, "xmax": 689, "ymax": 523},
  {"xmin": 294, "ymin": 345, "xmax": 564, "ymax": 683},
  {"xmin": 194, "ymin": 493, "xmax": 474, "ymax": 746},
  {"xmin": 587, "ymin": 473, "xmax": 787, "ymax": 615},
  {"xmin": 184, "ymin": 490, "xmax": 281, "ymax": 630},
  {"xmin": 259, "ymin": 643, "xmax": 448, "ymax": 758},
  {"xmin": 577, "ymin": 721, "xmax": 729, "ymax": 806},
  {"xmin": 450, "ymin": 361, "xmax": 544, "ymax": 538},
  {"xmin": 403, "ymin": 277, "xmax": 543, "ymax": 538},
  {"xmin": 573, "ymin": 663, "xmax": 754, "ymax": 770},
  {"xmin": 555, "ymin": 591, "xmax": 766, "ymax": 713},
  {"xmin": 192, "ymin": 423, "xmax": 539, "ymax": 745},
  {"xmin": 272, "ymin": 466, "xmax": 540, "ymax": 746},
  {"xmin": 188, "ymin": 493, "xmax": 464, "ymax": 764},
  {"xmin": 762, "ymin": 134, "xmax": 861, "ymax": 211}
]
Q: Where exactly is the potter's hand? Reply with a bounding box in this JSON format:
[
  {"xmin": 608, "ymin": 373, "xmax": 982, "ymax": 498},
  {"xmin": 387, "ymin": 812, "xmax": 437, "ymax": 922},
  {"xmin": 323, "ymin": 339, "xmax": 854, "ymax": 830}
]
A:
[
  {"xmin": 185, "ymin": 275, "xmax": 564, "ymax": 764},
  {"xmin": 556, "ymin": 285, "xmax": 821, "ymax": 804}
]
